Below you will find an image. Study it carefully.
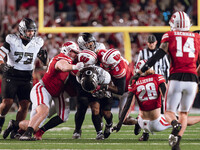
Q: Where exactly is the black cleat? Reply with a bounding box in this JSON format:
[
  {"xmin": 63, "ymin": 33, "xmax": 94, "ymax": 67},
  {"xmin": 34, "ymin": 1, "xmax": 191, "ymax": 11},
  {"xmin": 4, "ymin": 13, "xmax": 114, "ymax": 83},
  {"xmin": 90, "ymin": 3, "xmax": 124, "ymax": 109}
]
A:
[
  {"xmin": 3, "ymin": 120, "xmax": 15, "ymax": 139},
  {"xmin": 139, "ymin": 132, "xmax": 149, "ymax": 141},
  {"xmin": 72, "ymin": 130, "xmax": 82, "ymax": 139},
  {"xmin": 169, "ymin": 121, "xmax": 182, "ymax": 147},
  {"xmin": 19, "ymin": 133, "xmax": 36, "ymax": 141},
  {"xmin": 19, "ymin": 134, "xmax": 36, "ymax": 141},
  {"xmin": 96, "ymin": 132, "xmax": 104, "ymax": 140},
  {"xmin": 10, "ymin": 130, "xmax": 18, "ymax": 139},
  {"xmin": 104, "ymin": 123, "xmax": 112, "ymax": 139}
]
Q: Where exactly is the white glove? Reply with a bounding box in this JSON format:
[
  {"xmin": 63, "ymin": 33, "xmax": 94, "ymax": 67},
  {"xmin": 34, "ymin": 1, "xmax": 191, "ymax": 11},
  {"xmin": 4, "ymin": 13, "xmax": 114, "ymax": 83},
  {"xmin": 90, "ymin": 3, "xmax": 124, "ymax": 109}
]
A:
[{"xmin": 72, "ymin": 62, "xmax": 84, "ymax": 70}]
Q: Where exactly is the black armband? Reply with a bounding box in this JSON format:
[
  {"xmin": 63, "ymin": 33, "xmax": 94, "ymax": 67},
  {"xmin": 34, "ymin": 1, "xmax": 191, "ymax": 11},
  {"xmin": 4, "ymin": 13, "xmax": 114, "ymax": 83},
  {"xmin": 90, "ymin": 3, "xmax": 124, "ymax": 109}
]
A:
[
  {"xmin": 159, "ymin": 82, "xmax": 166, "ymax": 96},
  {"xmin": 141, "ymin": 48, "xmax": 167, "ymax": 73},
  {"xmin": 118, "ymin": 92, "xmax": 134, "ymax": 123}
]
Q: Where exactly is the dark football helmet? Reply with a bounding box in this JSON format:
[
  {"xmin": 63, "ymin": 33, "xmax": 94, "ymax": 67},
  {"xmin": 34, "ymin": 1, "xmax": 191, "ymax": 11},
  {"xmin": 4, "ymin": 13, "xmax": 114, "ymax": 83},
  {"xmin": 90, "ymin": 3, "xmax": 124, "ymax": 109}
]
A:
[
  {"xmin": 193, "ymin": 30, "xmax": 200, "ymax": 34},
  {"xmin": 80, "ymin": 67, "xmax": 98, "ymax": 92},
  {"xmin": 77, "ymin": 33, "xmax": 96, "ymax": 51},
  {"xmin": 18, "ymin": 18, "xmax": 37, "ymax": 40}
]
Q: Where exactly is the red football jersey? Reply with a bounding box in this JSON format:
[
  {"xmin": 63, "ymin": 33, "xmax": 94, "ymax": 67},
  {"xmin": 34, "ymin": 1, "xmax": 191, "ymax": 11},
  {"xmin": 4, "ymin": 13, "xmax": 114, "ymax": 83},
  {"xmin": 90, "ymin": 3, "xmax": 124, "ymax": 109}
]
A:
[
  {"xmin": 97, "ymin": 49, "xmax": 107, "ymax": 62},
  {"xmin": 161, "ymin": 31, "xmax": 200, "ymax": 75},
  {"xmin": 128, "ymin": 74, "xmax": 165, "ymax": 111},
  {"xmin": 108, "ymin": 58, "xmax": 133, "ymax": 91},
  {"xmin": 42, "ymin": 53, "xmax": 72, "ymax": 97}
]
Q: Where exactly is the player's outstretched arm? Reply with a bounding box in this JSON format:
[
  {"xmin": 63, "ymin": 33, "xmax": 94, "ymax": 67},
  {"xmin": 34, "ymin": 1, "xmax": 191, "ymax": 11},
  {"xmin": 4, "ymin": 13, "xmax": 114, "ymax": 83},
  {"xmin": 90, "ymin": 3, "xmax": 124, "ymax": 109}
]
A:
[{"xmin": 112, "ymin": 92, "xmax": 135, "ymax": 132}]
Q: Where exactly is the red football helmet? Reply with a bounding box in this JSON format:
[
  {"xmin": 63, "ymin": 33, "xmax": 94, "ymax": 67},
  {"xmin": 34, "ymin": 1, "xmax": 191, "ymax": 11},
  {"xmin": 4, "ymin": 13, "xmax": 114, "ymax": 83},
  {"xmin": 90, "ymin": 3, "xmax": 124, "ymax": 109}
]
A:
[
  {"xmin": 102, "ymin": 49, "xmax": 121, "ymax": 70},
  {"xmin": 169, "ymin": 11, "xmax": 191, "ymax": 31}
]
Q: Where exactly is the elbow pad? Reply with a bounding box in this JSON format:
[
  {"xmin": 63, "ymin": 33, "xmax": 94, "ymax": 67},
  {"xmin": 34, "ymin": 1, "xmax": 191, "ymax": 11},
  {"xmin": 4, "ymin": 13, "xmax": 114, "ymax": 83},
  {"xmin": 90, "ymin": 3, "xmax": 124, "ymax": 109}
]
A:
[{"xmin": 141, "ymin": 48, "xmax": 166, "ymax": 73}]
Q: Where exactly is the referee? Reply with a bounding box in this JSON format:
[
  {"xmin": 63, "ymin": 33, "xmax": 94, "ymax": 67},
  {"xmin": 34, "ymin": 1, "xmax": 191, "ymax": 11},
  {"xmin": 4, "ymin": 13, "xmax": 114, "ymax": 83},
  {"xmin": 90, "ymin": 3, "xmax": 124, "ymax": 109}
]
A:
[{"xmin": 136, "ymin": 35, "xmax": 170, "ymax": 82}]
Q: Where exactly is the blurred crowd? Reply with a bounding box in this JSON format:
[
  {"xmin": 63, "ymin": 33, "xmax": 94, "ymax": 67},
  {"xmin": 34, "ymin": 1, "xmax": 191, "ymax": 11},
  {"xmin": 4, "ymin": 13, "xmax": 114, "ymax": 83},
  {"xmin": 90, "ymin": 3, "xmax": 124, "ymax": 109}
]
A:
[{"xmin": 0, "ymin": 0, "xmax": 197, "ymax": 86}]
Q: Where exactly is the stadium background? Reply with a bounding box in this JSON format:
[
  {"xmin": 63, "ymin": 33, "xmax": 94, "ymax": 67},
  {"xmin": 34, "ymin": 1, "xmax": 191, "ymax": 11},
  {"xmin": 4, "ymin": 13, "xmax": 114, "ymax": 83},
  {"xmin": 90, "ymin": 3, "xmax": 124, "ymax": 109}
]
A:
[{"xmin": 0, "ymin": 0, "xmax": 200, "ymax": 109}]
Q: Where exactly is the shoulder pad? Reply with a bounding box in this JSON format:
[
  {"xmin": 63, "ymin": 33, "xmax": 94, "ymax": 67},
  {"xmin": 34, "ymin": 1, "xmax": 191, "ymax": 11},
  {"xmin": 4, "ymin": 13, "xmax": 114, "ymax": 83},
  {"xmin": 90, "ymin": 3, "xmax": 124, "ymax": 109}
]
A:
[
  {"xmin": 95, "ymin": 43, "xmax": 106, "ymax": 53},
  {"xmin": 5, "ymin": 34, "xmax": 18, "ymax": 44},
  {"xmin": 33, "ymin": 37, "xmax": 44, "ymax": 47}
]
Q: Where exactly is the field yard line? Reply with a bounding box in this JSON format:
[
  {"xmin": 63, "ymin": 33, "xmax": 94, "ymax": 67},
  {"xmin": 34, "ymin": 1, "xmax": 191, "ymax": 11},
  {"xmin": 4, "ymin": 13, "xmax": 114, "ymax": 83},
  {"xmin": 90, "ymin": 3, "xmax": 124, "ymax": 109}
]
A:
[{"xmin": 1, "ymin": 143, "xmax": 200, "ymax": 145}]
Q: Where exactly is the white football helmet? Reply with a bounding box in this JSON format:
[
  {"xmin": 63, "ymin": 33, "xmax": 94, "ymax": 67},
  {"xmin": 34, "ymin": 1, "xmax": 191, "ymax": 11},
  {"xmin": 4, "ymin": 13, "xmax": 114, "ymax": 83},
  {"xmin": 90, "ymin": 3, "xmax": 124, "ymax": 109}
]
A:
[
  {"xmin": 61, "ymin": 41, "xmax": 80, "ymax": 56},
  {"xmin": 78, "ymin": 49, "xmax": 97, "ymax": 65},
  {"xmin": 135, "ymin": 60, "xmax": 153, "ymax": 76},
  {"xmin": 102, "ymin": 49, "xmax": 121, "ymax": 70},
  {"xmin": 169, "ymin": 11, "xmax": 191, "ymax": 31}
]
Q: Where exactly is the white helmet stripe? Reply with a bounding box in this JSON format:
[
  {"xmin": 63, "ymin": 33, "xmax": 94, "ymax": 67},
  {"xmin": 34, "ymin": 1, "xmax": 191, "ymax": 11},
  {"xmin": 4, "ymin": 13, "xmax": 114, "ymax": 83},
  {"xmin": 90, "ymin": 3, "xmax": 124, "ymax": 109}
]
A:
[
  {"xmin": 81, "ymin": 50, "xmax": 97, "ymax": 59},
  {"xmin": 104, "ymin": 49, "xmax": 116, "ymax": 62},
  {"xmin": 178, "ymin": 11, "xmax": 182, "ymax": 29},
  {"xmin": 181, "ymin": 11, "xmax": 185, "ymax": 28}
]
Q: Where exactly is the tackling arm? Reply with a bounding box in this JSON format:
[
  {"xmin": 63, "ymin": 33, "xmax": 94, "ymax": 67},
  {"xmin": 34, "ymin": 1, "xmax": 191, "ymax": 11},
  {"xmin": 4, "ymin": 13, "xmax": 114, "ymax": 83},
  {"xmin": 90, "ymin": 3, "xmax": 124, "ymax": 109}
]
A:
[
  {"xmin": 112, "ymin": 92, "xmax": 135, "ymax": 132},
  {"xmin": 55, "ymin": 60, "xmax": 84, "ymax": 72}
]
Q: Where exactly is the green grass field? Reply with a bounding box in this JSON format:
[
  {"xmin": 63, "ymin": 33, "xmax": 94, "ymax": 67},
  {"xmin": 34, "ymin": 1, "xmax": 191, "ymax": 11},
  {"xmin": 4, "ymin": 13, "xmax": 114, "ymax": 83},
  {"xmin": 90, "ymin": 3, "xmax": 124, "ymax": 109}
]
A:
[{"xmin": 0, "ymin": 112, "xmax": 200, "ymax": 150}]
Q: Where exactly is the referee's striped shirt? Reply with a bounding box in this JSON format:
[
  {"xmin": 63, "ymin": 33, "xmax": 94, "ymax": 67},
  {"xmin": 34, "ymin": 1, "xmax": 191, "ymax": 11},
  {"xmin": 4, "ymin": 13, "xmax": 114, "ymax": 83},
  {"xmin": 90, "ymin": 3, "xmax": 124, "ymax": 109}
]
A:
[{"xmin": 136, "ymin": 48, "xmax": 170, "ymax": 81}]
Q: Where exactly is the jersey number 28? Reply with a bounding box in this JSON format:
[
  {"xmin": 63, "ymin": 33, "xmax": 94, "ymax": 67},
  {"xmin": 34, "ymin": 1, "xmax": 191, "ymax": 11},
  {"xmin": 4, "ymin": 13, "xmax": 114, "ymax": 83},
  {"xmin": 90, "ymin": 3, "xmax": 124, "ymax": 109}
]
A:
[{"xmin": 137, "ymin": 82, "xmax": 158, "ymax": 102}]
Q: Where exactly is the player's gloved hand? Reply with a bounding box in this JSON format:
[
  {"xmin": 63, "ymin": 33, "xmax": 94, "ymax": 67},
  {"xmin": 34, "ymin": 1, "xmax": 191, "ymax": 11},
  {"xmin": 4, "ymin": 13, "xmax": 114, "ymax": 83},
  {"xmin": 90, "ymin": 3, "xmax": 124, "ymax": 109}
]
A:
[
  {"xmin": 91, "ymin": 84, "xmax": 108, "ymax": 94},
  {"xmin": 72, "ymin": 62, "xmax": 84, "ymax": 70},
  {"xmin": 37, "ymin": 49, "xmax": 48, "ymax": 65},
  {"xmin": 0, "ymin": 64, "xmax": 14, "ymax": 73},
  {"xmin": 112, "ymin": 123, "xmax": 122, "ymax": 132},
  {"xmin": 129, "ymin": 72, "xmax": 141, "ymax": 85}
]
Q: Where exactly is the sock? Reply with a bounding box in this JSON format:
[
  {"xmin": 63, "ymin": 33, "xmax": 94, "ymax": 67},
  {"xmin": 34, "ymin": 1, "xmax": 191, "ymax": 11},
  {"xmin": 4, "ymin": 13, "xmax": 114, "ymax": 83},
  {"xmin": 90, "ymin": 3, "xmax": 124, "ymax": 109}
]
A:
[
  {"xmin": 74, "ymin": 105, "xmax": 87, "ymax": 132},
  {"xmin": 0, "ymin": 116, "xmax": 5, "ymax": 127},
  {"xmin": 92, "ymin": 114, "xmax": 102, "ymax": 132},
  {"xmin": 41, "ymin": 115, "xmax": 63, "ymax": 132},
  {"xmin": 104, "ymin": 113, "xmax": 113, "ymax": 126},
  {"xmin": 171, "ymin": 120, "xmax": 179, "ymax": 127},
  {"xmin": 24, "ymin": 127, "xmax": 34, "ymax": 136}
]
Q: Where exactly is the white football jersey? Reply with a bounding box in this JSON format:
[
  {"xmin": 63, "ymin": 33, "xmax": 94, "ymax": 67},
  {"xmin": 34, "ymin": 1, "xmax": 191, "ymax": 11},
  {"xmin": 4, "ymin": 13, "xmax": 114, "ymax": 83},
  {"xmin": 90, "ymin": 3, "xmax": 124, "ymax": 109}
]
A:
[
  {"xmin": 0, "ymin": 34, "xmax": 44, "ymax": 71},
  {"xmin": 95, "ymin": 65, "xmax": 111, "ymax": 85},
  {"xmin": 94, "ymin": 42, "xmax": 106, "ymax": 53}
]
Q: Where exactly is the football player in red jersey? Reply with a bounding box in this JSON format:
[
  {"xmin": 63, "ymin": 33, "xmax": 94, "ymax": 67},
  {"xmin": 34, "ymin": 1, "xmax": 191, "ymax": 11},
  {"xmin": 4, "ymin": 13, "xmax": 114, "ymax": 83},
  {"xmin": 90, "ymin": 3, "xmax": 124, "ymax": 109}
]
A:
[
  {"xmin": 3, "ymin": 41, "xmax": 84, "ymax": 140},
  {"xmin": 113, "ymin": 60, "xmax": 200, "ymax": 142},
  {"xmin": 101, "ymin": 49, "xmax": 136, "ymax": 125},
  {"xmin": 129, "ymin": 11, "xmax": 200, "ymax": 150}
]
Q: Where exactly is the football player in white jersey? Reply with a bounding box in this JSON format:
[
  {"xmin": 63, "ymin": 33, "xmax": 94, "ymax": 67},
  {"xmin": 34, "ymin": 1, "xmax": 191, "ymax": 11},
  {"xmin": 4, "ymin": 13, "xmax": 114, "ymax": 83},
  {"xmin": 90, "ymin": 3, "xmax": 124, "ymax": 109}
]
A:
[
  {"xmin": 77, "ymin": 32, "xmax": 106, "ymax": 53},
  {"xmin": 0, "ymin": 18, "xmax": 47, "ymax": 138},
  {"xmin": 73, "ymin": 33, "xmax": 108, "ymax": 140},
  {"xmin": 77, "ymin": 64, "xmax": 115, "ymax": 139}
]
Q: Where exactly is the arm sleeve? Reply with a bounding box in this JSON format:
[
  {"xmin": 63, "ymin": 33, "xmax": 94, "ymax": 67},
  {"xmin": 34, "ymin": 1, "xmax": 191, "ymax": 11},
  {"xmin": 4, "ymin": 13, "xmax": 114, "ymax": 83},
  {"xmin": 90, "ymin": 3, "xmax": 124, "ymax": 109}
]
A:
[
  {"xmin": 112, "ymin": 76, "xmax": 126, "ymax": 95},
  {"xmin": 159, "ymin": 82, "xmax": 166, "ymax": 96},
  {"xmin": 141, "ymin": 48, "xmax": 167, "ymax": 73},
  {"xmin": 118, "ymin": 92, "xmax": 134, "ymax": 124}
]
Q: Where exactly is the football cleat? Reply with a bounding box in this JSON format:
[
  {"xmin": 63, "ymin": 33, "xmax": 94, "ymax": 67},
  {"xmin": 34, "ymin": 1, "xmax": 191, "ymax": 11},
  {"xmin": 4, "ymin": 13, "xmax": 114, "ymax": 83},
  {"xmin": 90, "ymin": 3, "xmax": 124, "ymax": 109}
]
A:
[
  {"xmin": 96, "ymin": 131, "xmax": 104, "ymax": 140},
  {"xmin": 169, "ymin": 134, "xmax": 179, "ymax": 147},
  {"xmin": 34, "ymin": 129, "xmax": 45, "ymax": 140},
  {"xmin": 104, "ymin": 123, "xmax": 112, "ymax": 139},
  {"xmin": 14, "ymin": 133, "xmax": 22, "ymax": 140},
  {"xmin": 19, "ymin": 134, "xmax": 36, "ymax": 141},
  {"xmin": 10, "ymin": 130, "xmax": 18, "ymax": 139},
  {"xmin": 139, "ymin": 132, "xmax": 149, "ymax": 141},
  {"xmin": 3, "ymin": 120, "xmax": 15, "ymax": 139},
  {"xmin": 72, "ymin": 130, "xmax": 82, "ymax": 139}
]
